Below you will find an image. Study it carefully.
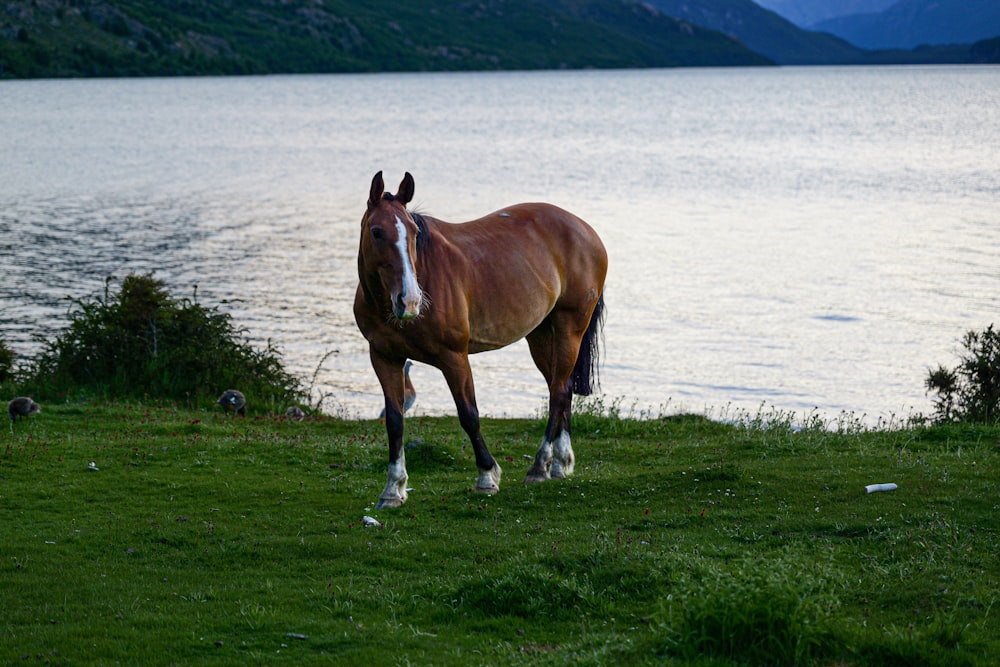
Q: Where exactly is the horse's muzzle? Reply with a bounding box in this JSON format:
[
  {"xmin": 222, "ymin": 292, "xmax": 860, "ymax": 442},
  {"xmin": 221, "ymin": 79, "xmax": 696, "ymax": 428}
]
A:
[{"xmin": 394, "ymin": 291, "xmax": 421, "ymax": 320}]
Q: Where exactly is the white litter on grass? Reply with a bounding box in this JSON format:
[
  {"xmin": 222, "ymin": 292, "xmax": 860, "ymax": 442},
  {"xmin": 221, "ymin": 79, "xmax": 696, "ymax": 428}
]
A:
[
  {"xmin": 87, "ymin": 461, "xmax": 99, "ymax": 471},
  {"xmin": 362, "ymin": 515, "xmax": 383, "ymax": 528},
  {"xmin": 865, "ymin": 483, "xmax": 898, "ymax": 493}
]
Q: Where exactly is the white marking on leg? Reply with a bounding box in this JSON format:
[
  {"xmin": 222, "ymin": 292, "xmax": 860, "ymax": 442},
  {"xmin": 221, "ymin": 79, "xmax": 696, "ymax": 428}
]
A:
[
  {"xmin": 550, "ymin": 431, "xmax": 575, "ymax": 478},
  {"xmin": 378, "ymin": 453, "xmax": 408, "ymax": 507},
  {"xmin": 525, "ymin": 438, "xmax": 553, "ymax": 483},
  {"xmin": 476, "ymin": 462, "xmax": 502, "ymax": 494},
  {"xmin": 394, "ymin": 216, "xmax": 422, "ymax": 318}
]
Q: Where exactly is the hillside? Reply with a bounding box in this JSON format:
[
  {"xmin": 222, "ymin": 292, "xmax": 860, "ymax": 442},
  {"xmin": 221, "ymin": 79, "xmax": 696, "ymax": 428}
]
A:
[
  {"xmin": 813, "ymin": 0, "xmax": 1000, "ymax": 50},
  {"xmin": 753, "ymin": 0, "xmax": 896, "ymax": 29},
  {"xmin": 645, "ymin": 0, "xmax": 866, "ymax": 64},
  {"xmin": 970, "ymin": 35, "xmax": 1000, "ymax": 64},
  {"xmin": 644, "ymin": 0, "xmax": 1000, "ymax": 65},
  {"xmin": 0, "ymin": 0, "xmax": 771, "ymax": 79}
]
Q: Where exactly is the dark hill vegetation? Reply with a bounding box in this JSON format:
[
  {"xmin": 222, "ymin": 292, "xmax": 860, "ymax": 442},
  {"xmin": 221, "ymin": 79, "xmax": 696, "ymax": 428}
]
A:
[
  {"xmin": 0, "ymin": 0, "xmax": 771, "ymax": 79},
  {"xmin": 970, "ymin": 35, "xmax": 1000, "ymax": 63}
]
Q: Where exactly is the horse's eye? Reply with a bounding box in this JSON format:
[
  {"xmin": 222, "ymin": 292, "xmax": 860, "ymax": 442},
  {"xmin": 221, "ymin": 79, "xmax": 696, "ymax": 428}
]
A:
[{"xmin": 371, "ymin": 227, "xmax": 385, "ymax": 241}]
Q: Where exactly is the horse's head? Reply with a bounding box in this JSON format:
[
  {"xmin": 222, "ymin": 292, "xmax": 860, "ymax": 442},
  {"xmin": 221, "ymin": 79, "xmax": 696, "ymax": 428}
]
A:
[{"xmin": 360, "ymin": 171, "xmax": 425, "ymax": 320}]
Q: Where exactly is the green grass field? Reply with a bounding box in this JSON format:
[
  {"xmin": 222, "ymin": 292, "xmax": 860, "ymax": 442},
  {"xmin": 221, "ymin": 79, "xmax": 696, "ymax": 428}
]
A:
[{"xmin": 2, "ymin": 401, "xmax": 998, "ymax": 665}]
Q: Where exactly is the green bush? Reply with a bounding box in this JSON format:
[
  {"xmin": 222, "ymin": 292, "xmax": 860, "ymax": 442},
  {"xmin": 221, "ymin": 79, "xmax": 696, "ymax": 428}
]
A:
[
  {"xmin": 20, "ymin": 273, "xmax": 303, "ymax": 411},
  {"xmin": 0, "ymin": 337, "xmax": 14, "ymax": 383},
  {"xmin": 926, "ymin": 324, "xmax": 1000, "ymax": 424}
]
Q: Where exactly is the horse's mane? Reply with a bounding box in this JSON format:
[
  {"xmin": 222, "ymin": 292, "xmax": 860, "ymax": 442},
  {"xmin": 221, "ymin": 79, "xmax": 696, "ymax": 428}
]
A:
[{"xmin": 411, "ymin": 211, "xmax": 431, "ymax": 253}]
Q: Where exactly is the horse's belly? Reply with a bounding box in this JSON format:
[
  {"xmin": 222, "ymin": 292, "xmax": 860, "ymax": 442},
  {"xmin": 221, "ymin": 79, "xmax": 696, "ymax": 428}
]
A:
[{"xmin": 467, "ymin": 300, "xmax": 552, "ymax": 353}]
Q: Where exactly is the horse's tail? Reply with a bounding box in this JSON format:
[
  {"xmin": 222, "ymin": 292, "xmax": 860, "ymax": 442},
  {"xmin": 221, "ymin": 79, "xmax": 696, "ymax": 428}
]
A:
[{"xmin": 572, "ymin": 293, "xmax": 605, "ymax": 396}]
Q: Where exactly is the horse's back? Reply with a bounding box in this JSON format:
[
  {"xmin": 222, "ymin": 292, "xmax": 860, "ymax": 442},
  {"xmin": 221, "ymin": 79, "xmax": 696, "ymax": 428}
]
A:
[
  {"xmin": 451, "ymin": 203, "xmax": 606, "ymax": 277},
  {"xmin": 428, "ymin": 203, "xmax": 606, "ymax": 352}
]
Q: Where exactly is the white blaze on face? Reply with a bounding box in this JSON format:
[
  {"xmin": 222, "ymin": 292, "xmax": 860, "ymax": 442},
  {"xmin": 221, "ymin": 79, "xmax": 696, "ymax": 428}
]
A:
[{"xmin": 394, "ymin": 216, "xmax": 422, "ymax": 318}]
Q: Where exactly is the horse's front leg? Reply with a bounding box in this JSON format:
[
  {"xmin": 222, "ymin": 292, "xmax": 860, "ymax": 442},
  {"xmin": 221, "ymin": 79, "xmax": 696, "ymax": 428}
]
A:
[
  {"xmin": 371, "ymin": 351, "xmax": 409, "ymax": 509},
  {"xmin": 440, "ymin": 355, "xmax": 502, "ymax": 494}
]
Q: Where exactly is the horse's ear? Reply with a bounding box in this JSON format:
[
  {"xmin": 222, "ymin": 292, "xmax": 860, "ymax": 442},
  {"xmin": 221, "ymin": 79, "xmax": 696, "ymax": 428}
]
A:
[
  {"xmin": 368, "ymin": 171, "xmax": 384, "ymax": 209},
  {"xmin": 396, "ymin": 172, "xmax": 415, "ymax": 206}
]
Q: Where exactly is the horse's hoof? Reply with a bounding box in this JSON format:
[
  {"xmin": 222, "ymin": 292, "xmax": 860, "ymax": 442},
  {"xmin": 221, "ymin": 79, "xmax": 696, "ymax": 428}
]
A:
[
  {"xmin": 475, "ymin": 484, "xmax": 499, "ymax": 495},
  {"xmin": 551, "ymin": 459, "xmax": 574, "ymax": 479},
  {"xmin": 376, "ymin": 497, "xmax": 405, "ymax": 509},
  {"xmin": 524, "ymin": 473, "xmax": 550, "ymax": 484}
]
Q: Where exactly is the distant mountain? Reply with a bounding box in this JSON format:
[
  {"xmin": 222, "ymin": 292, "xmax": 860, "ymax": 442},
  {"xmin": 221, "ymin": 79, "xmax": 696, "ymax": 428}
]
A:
[
  {"xmin": 970, "ymin": 36, "xmax": 1000, "ymax": 63},
  {"xmin": 643, "ymin": 0, "xmax": 865, "ymax": 64},
  {"xmin": 752, "ymin": 1, "xmax": 896, "ymax": 29},
  {"xmin": 813, "ymin": 0, "xmax": 1000, "ymax": 50},
  {"xmin": 0, "ymin": 0, "xmax": 771, "ymax": 79}
]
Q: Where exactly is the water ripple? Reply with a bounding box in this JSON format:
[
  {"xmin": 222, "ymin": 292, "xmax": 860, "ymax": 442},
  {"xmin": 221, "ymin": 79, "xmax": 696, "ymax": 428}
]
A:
[{"xmin": 2, "ymin": 68, "xmax": 999, "ymax": 422}]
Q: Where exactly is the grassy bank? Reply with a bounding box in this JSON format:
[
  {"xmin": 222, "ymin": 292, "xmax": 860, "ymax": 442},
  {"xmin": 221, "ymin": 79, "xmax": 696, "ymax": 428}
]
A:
[{"xmin": 2, "ymin": 401, "xmax": 998, "ymax": 665}]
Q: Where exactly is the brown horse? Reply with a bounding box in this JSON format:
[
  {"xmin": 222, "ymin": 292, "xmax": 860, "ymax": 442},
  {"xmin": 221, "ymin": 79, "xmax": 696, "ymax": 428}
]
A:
[{"xmin": 354, "ymin": 172, "xmax": 607, "ymax": 509}]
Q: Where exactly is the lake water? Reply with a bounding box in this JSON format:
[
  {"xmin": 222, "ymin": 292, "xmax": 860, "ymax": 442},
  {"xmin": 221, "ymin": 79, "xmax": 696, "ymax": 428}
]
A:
[{"xmin": 2, "ymin": 66, "xmax": 998, "ymax": 422}]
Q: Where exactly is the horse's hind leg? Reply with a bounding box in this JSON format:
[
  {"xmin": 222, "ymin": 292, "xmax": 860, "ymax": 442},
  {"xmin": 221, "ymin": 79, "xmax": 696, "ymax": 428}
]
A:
[{"xmin": 524, "ymin": 315, "xmax": 583, "ymax": 483}]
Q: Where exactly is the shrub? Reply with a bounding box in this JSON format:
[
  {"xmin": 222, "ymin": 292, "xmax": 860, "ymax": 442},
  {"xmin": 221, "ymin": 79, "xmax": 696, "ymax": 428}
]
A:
[
  {"xmin": 20, "ymin": 273, "xmax": 303, "ymax": 411},
  {"xmin": 926, "ymin": 324, "xmax": 1000, "ymax": 424},
  {"xmin": 0, "ymin": 337, "xmax": 14, "ymax": 383}
]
